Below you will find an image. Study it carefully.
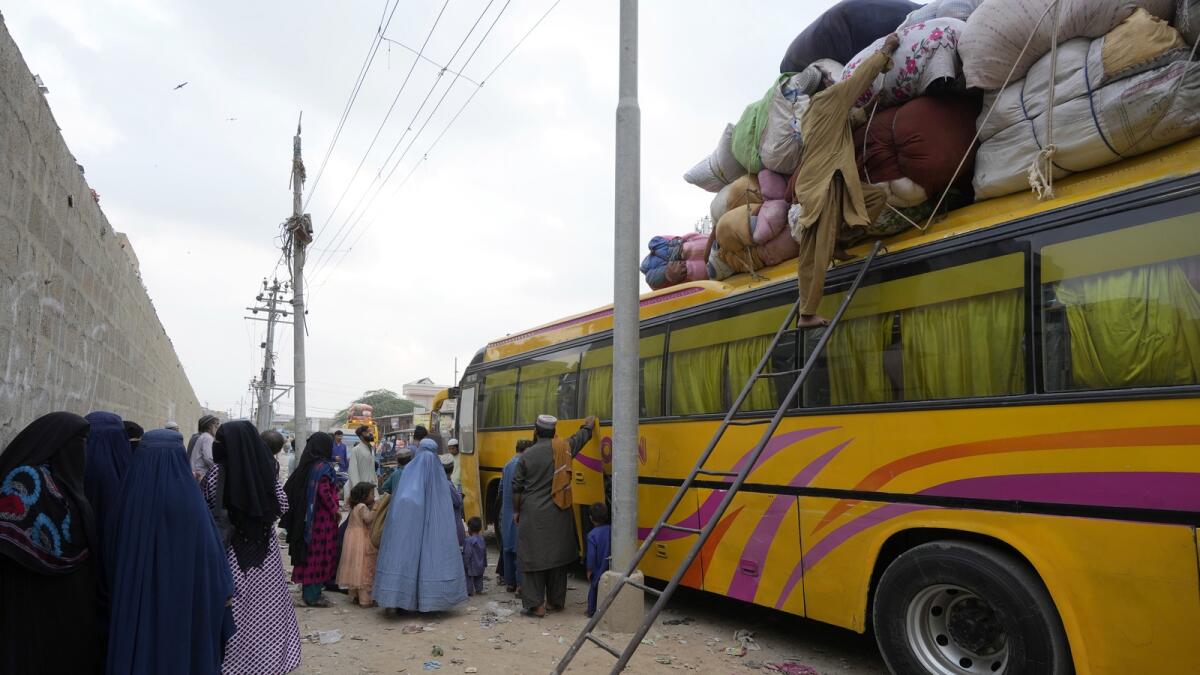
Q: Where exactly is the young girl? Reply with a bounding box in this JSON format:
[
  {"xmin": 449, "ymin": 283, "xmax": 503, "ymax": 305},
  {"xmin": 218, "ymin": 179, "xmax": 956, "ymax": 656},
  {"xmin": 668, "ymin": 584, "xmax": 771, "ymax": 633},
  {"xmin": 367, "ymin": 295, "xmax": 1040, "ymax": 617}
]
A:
[{"xmin": 337, "ymin": 482, "xmax": 379, "ymax": 607}]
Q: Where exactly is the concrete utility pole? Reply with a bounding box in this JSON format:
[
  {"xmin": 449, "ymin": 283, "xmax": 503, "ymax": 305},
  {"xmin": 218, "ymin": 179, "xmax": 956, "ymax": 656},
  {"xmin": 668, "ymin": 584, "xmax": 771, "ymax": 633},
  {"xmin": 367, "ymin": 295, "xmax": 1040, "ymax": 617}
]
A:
[
  {"xmin": 247, "ymin": 279, "xmax": 293, "ymax": 430},
  {"xmin": 598, "ymin": 0, "xmax": 643, "ymax": 633},
  {"xmin": 289, "ymin": 114, "xmax": 313, "ymax": 449},
  {"xmin": 257, "ymin": 280, "xmax": 281, "ymax": 429}
]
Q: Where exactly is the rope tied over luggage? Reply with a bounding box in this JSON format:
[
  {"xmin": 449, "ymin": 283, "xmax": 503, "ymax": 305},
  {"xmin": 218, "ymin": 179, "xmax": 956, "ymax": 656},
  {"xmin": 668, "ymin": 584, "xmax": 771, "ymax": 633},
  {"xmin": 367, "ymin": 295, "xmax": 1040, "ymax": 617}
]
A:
[
  {"xmin": 1027, "ymin": 0, "xmax": 1063, "ymax": 200},
  {"xmin": 919, "ymin": 0, "xmax": 1063, "ymax": 229}
]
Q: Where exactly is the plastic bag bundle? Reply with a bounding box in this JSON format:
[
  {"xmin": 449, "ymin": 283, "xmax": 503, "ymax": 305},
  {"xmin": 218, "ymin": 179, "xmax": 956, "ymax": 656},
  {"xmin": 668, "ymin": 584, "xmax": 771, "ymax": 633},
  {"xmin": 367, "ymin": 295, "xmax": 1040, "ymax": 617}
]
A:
[{"xmin": 780, "ymin": 0, "xmax": 919, "ymax": 73}]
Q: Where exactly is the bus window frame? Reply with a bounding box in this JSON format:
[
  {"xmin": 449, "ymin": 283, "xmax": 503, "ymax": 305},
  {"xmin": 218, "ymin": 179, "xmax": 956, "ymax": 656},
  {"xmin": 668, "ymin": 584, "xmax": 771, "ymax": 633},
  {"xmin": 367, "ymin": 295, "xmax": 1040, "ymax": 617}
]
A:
[{"xmin": 1031, "ymin": 194, "xmax": 1200, "ymax": 395}]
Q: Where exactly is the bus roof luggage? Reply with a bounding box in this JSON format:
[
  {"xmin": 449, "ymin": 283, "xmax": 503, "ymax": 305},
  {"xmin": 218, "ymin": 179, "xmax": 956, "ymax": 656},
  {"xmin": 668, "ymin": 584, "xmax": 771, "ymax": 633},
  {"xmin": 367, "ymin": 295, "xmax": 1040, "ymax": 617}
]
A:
[
  {"xmin": 779, "ymin": 0, "xmax": 919, "ymax": 73},
  {"xmin": 958, "ymin": 0, "xmax": 1176, "ymax": 90}
]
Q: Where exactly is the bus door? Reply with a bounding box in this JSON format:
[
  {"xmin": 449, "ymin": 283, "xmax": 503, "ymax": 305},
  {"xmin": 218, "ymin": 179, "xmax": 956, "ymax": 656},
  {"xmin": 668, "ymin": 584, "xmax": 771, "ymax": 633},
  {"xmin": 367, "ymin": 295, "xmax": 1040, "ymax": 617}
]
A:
[{"xmin": 457, "ymin": 386, "xmax": 482, "ymax": 522}]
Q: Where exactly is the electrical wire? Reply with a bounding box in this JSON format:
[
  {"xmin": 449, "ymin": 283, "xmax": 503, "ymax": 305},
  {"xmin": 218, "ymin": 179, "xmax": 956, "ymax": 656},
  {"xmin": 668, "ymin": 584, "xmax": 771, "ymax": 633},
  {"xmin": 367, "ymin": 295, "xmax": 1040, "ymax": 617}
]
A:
[
  {"xmin": 308, "ymin": 0, "xmax": 564, "ymax": 296},
  {"xmin": 303, "ymin": 0, "xmax": 401, "ymax": 211},
  {"xmin": 309, "ymin": 0, "xmax": 454, "ymax": 252},
  {"xmin": 308, "ymin": 0, "xmax": 498, "ymax": 279}
]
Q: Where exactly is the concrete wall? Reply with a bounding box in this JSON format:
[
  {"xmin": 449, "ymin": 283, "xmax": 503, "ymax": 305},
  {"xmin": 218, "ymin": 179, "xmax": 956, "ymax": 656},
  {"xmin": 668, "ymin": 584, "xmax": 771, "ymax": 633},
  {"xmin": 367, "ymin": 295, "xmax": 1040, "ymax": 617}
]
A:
[{"xmin": 0, "ymin": 16, "xmax": 201, "ymax": 448}]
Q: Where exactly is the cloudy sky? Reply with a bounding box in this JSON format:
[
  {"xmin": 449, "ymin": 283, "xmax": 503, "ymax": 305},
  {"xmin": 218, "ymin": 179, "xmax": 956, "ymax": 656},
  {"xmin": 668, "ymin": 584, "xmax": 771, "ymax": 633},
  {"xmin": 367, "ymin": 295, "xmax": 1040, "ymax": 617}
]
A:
[{"xmin": 4, "ymin": 0, "xmax": 839, "ymax": 420}]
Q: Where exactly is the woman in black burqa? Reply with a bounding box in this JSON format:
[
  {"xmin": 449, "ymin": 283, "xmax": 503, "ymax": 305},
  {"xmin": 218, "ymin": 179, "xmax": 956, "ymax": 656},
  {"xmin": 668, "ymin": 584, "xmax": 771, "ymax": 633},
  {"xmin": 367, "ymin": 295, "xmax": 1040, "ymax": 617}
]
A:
[{"xmin": 0, "ymin": 412, "xmax": 103, "ymax": 673}]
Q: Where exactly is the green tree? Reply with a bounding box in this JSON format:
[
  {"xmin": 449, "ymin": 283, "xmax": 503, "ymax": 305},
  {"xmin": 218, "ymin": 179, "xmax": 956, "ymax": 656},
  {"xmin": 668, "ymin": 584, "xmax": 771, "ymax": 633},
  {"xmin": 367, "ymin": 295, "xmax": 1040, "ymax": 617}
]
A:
[{"xmin": 333, "ymin": 389, "xmax": 416, "ymax": 426}]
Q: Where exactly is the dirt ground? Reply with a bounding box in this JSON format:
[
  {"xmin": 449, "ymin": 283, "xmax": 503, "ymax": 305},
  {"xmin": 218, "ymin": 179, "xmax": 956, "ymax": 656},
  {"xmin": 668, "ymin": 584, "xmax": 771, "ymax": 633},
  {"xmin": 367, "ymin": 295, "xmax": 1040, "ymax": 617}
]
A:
[{"xmin": 290, "ymin": 541, "xmax": 887, "ymax": 675}]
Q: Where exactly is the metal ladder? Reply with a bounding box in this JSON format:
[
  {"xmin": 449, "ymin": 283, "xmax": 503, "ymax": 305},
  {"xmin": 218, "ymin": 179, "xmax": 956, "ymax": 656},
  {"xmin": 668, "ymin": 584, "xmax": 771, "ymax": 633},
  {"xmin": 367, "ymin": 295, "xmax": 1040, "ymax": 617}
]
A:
[{"xmin": 552, "ymin": 241, "xmax": 883, "ymax": 674}]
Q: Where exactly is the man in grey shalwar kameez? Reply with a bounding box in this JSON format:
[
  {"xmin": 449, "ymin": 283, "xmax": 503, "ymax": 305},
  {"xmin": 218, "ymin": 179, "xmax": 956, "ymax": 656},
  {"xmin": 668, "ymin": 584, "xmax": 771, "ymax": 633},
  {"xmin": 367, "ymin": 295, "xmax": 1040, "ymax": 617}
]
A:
[{"xmin": 513, "ymin": 414, "xmax": 596, "ymax": 616}]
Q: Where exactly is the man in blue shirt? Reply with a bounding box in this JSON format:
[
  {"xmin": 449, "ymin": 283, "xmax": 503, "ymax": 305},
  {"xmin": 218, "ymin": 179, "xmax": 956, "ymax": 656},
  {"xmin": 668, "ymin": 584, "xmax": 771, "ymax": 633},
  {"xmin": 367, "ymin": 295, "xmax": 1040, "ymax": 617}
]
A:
[
  {"xmin": 585, "ymin": 502, "xmax": 612, "ymax": 617},
  {"xmin": 331, "ymin": 430, "xmax": 349, "ymax": 473}
]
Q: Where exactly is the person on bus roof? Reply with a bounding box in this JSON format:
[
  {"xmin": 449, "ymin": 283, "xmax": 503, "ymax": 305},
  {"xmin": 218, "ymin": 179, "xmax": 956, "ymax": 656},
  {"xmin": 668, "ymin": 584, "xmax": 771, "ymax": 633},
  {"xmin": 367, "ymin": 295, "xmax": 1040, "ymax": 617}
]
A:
[{"xmin": 790, "ymin": 32, "xmax": 900, "ymax": 328}]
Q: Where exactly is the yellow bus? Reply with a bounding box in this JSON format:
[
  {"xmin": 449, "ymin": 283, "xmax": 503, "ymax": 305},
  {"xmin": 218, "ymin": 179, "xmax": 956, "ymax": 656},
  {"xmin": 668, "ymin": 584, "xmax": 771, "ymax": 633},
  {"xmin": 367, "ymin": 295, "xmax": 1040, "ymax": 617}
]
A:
[{"xmin": 455, "ymin": 137, "xmax": 1200, "ymax": 675}]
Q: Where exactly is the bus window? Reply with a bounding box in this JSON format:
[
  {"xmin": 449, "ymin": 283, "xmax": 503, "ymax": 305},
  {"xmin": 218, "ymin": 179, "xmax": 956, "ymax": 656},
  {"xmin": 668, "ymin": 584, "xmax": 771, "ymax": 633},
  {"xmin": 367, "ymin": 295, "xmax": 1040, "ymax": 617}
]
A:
[
  {"xmin": 515, "ymin": 350, "xmax": 581, "ymax": 425},
  {"xmin": 579, "ymin": 332, "xmax": 665, "ymax": 420},
  {"xmin": 481, "ymin": 368, "xmax": 518, "ymax": 428},
  {"xmin": 805, "ymin": 248, "xmax": 1027, "ymax": 406},
  {"xmin": 1040, "ymin": 212, "xmax": 1200, "ymax": 391},
  {"xmin": 667, "ymin": 301, "xmax": 791, "ymax": 415}
]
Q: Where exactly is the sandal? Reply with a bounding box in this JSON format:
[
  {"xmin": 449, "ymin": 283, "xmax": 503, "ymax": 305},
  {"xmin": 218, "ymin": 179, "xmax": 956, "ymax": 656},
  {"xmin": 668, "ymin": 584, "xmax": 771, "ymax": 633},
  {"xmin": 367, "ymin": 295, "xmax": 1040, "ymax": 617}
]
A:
[
  {"xmin": 521, "ymin": 607, "xmax": 546, "ymax": 618},
  {"xmin": 304, "ymin": 597, "xmax": 332, "ymax": 608}
]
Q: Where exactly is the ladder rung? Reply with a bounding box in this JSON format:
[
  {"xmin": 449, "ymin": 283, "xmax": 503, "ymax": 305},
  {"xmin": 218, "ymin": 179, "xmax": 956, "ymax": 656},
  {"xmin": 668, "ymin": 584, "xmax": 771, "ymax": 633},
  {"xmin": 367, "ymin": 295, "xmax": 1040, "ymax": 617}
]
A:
[
  {"xmin": 758, "ymin": 369, "xmax": 801, "ymax": 378},
  {"xmin": 728, "ymin": 419, "xmax": 770, "ymax": 427},
  {"xmin": 661, "ymin": 523, "xmax": 701, "ymax": 535},
  {"xmin": 625, "ymin": 578, "xmax": 663, "ymax": 597},
  {"xmin": 584, "ymin": 633, "xmax": 621, "ymax": 658},
  {"xmin": 695, "ymin": 469, "xmax": 738, "ymax": 478}
]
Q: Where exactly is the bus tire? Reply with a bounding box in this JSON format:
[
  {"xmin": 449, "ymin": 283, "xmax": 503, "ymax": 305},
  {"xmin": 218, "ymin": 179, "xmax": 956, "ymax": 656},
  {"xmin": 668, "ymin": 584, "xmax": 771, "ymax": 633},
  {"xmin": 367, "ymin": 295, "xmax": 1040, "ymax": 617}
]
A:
[{"xmin": 872, "ymin": 540, "xmax": 1072, "ymax": 675}]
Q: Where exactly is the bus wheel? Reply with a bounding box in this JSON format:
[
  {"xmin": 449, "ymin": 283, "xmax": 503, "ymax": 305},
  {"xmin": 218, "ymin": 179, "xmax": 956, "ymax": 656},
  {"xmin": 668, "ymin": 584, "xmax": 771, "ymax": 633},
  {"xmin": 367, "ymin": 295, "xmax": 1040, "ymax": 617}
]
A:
[{"xmin": 873, "ymin": 540, "xmax": 1072, "ymax": 675}]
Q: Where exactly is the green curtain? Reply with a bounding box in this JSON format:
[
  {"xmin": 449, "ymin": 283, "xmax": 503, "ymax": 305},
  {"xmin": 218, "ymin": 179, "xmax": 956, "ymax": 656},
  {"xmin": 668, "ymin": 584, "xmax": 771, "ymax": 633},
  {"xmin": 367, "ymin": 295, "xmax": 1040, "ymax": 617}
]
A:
[
  {"xmin": 726, "ymin": 335, "xmax": 778, "ymax": 411},
  {"xmin": 670, "ymin": 345, "xmax": 727, "ymax": 415},
  {"xmin": 581, "ymin": 366, "xmax": 613, "ymax": 419},
  {"xmin": 516, "ymin": 377, "xmax": 558, "ymax": 425},
  {"xmin": 901, "ymin": 289, "xmax": 1025, "ymax": 400},
  {"xmin": 827, "ymin": 315, "xmax": 895, "ymax": 405},
  {"xmin": 640, "ymin": 356, "xmax": 664, "ymax": 417},
  {"xmin": 1056, "ymin": 262, "xmax": 1200, "ymax": 389},
  {"xmin": 484, "ymin": 385, "xmax": 516, "ymax": 427}
]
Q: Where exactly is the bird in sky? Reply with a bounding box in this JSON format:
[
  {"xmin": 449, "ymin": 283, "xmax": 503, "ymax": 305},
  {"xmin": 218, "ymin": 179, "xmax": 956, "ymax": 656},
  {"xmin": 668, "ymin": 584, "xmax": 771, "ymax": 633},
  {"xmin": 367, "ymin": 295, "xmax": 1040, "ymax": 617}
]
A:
[{"xmin": 173, "ymin": 82, "xmax": 188, "ymax": 90}]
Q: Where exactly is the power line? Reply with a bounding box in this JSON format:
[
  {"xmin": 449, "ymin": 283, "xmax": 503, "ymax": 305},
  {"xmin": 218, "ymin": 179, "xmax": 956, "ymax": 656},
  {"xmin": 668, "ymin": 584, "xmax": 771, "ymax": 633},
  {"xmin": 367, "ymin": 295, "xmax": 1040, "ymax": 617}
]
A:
[
  {"xmin": 308, "ymin": 0, "xmax": 564, "ymax": 295},
  {"xmin": 309, "ymin": 0, "xmax": 454, "ymax": 253},
  {"xmin": 309, "ymin": 0, "xmax": 514, "ymax": 284},
  {"xmin": 308, "ymin": 0, "xmax": 497, "ymax": 279},
  {"xmin": 303, "ymin": 0, "xmax": 400, "ymax": 210}
]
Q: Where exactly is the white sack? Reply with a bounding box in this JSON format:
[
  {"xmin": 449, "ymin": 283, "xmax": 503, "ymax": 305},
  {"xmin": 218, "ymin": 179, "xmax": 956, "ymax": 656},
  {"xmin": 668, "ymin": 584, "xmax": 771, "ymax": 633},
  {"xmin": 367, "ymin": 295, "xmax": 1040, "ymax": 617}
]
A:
[
  {"xmin": 959, "ymin": 0, "xmax": 1174, "ymax": 90},
  {"xmin": 684, "ymin": 124, "xmax": 746, "ymax": 192},
  {"xmin": 973, "ymin": 57, "xmax": 1200, "ymax": 199},
  {"xmin": 978, "ymin": 38, "xmax": 1189, "ymax": 141}
]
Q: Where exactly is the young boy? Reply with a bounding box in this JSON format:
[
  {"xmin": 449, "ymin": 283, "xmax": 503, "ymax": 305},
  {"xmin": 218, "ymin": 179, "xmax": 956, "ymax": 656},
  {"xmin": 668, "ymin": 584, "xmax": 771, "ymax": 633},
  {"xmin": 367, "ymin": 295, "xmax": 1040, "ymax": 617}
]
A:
[
  {"xmin": 585, "ymin": 502, "xmax": 612, "ymax": 617},
  {"xmin": 463, "ymin": 516, "xmax": 487, "ymax": 596}
]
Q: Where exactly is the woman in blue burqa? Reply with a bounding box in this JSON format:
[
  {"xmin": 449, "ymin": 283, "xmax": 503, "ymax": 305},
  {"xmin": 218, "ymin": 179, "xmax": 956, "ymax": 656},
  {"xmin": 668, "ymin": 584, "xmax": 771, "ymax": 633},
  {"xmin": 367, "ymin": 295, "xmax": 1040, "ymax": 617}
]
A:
[
  {"xmin": 105, "ymin": 428, "xmax": 235, "ymax": 674},
  {"xmin": 373, "ymin": 440, "xmax": 467, "ymax": 612},
  {"xmin": 82, "ymin": 410, "xmax": 133, "ymax": 579},
  {"xmin": 0, "ymin": 412, "xmax": 103, "ymax": 674}
]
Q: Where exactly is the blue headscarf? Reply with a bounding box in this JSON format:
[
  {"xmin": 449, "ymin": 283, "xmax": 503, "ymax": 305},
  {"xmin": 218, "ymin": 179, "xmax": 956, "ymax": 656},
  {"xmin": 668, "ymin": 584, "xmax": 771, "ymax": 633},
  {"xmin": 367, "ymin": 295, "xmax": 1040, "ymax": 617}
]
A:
[
  {"xmin": 83, "ymin": 411, "xmax": 132, "ymax": 576},
  {"xmin": 105, "ymin": 429, "xmax": 235, "ymax": 675},
  {"xmin": 372, "ymin": 450, "xmax": 467, "ymax": 611}
]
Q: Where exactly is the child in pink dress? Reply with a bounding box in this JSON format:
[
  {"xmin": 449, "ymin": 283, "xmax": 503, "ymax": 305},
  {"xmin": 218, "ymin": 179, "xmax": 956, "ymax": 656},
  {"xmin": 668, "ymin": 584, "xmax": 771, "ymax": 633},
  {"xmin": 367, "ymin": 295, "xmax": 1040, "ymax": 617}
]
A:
[{"xmin": 337, "ymin": 482, "xmax": 379, "ymax": 607}]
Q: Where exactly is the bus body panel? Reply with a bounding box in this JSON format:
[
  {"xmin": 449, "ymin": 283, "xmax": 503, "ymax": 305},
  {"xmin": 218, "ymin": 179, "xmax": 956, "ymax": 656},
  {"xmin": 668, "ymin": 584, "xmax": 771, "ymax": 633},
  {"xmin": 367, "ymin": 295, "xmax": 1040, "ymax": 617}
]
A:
[{"xmin": 697, "ymin": 490, "xmax": 806, "ymax": 616}]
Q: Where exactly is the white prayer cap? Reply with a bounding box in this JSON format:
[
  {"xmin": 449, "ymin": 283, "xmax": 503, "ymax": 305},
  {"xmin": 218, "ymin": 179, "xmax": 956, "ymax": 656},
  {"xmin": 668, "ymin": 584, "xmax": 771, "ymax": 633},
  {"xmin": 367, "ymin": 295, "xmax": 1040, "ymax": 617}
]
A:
[
  {"xmin": 447, "ymin": 438, "xmax": 459, "ymax": 447},
  {"xmin": 535, "ymin": 414, "xmax": 558, "ymax": 432}
]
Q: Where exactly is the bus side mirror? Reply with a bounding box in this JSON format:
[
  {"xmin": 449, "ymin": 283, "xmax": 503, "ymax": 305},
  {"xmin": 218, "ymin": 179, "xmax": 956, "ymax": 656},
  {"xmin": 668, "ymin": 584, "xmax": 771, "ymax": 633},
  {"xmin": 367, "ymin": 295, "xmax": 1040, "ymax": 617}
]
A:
[{"xmin": 449, "ymin": 386, "xmax": 461, "ymax": 398}]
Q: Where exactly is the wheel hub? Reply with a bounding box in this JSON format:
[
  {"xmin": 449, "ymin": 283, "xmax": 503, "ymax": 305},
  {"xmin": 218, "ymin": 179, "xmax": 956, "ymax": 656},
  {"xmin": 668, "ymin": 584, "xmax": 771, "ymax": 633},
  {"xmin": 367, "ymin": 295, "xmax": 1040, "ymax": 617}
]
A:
[
  {"xmin": 946, "ymin": 597, "xmax": 1005, "ymax": 655},
  {"xmin": 905, "ymin": 584, "xmax": 1009, "ymax": 675}
]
